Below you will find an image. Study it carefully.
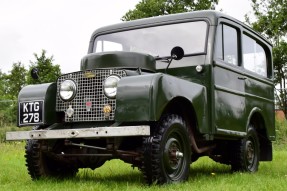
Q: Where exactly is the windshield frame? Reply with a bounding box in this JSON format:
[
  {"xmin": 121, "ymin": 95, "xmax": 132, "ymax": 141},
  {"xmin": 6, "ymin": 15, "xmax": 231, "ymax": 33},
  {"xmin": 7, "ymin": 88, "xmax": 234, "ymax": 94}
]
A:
[{"xmin": 91, "ymin": 19, "xmax": 210, "ymax": 60}]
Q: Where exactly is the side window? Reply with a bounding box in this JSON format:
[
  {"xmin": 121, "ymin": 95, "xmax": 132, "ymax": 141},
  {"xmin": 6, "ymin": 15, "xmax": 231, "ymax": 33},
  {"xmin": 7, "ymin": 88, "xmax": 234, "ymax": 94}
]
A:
[
  {"xmin": 215, "ymin": 24, "xmax": 239, "ymax": 66},
  {"xmin": 243, "ymin": 34, "xmax": 267, "ymax": 77}
]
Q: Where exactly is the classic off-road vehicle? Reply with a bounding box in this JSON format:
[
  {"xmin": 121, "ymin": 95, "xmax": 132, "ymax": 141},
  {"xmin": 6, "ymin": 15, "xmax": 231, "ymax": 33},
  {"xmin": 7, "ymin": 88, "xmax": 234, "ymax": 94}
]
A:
[{"xmin": 7, "ymin": 10, "xmax": 275, "ymax": 184}]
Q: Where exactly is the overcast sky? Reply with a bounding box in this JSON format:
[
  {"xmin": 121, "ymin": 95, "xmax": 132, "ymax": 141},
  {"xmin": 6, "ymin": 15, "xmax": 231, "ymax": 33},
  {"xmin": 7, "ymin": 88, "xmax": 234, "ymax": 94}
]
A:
[{"xmin": 0, "ymin": 0, "xmax": 253, "ymax": 74}]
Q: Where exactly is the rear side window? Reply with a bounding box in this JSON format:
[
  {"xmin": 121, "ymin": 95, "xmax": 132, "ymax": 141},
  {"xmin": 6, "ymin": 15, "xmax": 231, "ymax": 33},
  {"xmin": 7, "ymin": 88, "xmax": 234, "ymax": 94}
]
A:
[
  {"xmin": 242, "ymin": 34, "xmax": 267, "ymax": 77},
  {"xmin": 215, "ymin": 24, "xmax": 239, "ymax": 66}
]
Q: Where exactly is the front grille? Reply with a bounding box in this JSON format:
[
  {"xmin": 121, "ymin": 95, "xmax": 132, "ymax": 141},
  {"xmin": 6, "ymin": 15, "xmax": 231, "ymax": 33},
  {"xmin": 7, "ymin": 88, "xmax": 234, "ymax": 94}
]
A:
[{"xmin": 56, "ymin": 69, "xmax": 126, "ymax": 122}]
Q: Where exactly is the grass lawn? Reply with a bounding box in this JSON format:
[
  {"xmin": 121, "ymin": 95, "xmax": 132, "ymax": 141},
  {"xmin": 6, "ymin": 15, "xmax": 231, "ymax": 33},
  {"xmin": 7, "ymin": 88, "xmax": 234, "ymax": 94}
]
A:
[{"xmin": 0, "ymin": 141, "xmax": 286, "ymax": 191}]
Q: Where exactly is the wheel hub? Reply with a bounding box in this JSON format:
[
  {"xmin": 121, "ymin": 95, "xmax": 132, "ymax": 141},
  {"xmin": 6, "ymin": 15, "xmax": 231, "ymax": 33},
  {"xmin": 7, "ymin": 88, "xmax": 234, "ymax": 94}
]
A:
[
  {"xmin": 164, "ymin": 138, "xmax": 183, "ymax": 172},
  {"xmin": 169, "ymin": 146, "xmax": 183, "ymax": 165},
  {"xmin": 176, "ymin": 151, "xmax": 184, "ymax": 159},
  {"xmin": 246, "ymin": 140, "xmax": 255, "ymax": 165}
]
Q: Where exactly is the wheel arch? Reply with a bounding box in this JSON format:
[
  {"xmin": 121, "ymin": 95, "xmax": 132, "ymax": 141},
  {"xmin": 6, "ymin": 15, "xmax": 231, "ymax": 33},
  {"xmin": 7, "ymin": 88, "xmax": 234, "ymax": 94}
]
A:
[
  {"xmin": 161, "ymin": 97, "xmax": 198, "ymax": 134},
  {"xmin": 160, "ymin": 96, "xmax": 214, "ymax": 155}
]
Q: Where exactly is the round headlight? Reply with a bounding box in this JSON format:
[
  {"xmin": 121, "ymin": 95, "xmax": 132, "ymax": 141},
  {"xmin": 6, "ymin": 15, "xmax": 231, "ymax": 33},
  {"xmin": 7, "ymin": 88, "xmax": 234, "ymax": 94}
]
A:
[
  {"xmin": 59, "ymin": 80, "xmax": 77, "ymax": 101},
  {"xmin": 103, "ymin": 75, "xmax": 120, "ymax": 99}
]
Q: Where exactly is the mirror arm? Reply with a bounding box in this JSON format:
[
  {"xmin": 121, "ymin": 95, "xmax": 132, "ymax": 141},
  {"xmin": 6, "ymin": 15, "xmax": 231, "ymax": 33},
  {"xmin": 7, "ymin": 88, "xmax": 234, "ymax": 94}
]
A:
[{"xmin": 165, "ymin": 58, "xmax": 173, "ymax": 73}]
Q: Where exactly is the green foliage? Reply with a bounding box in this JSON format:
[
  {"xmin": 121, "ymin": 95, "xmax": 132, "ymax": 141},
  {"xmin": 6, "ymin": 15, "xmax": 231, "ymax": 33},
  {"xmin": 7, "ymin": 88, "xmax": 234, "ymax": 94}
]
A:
[
  {"xmin": 273, "ymin": 42, "xmax": 287, "ymax": 110},
  {"xmin": 0, "ymin": 50, "xmax": 61, "ymax": 126},
  {"xmin": 122, "ymin": 0, "xmax": 218, "ymax": 21},
  {"xmin": 5, "ymin": 62, "xmax": 27, "ymax": 99},
  {"xmin": 0, "ymin": 63, "xmax": 26, "ymax": 126},
  {"xmin": 0, "ymin": 102, "xmax": 13, "ymax": 127},
  {"xmin": 0, "ymin": 71, "xmax": 7, "ymax": 101},
  {"xmin": 250, "ymin": 0, "xmax": 287, "ymax": 115},
  {"xmin": 250, "ymin": 0, "xmax": 287, "ymax": 43},
  {"xmin": 273, "ymin": 42, "xmax": 287, "ymax": 84},
  {"xmin": 0, "ymin": 71, "xmax": 6, "ymax": 94},
  {"xmin": 0, "ymin": 101, "xmax": 16, "ymax": 127},
  {"xmin": 274, "ymin": 118, "xmax": 287, "ymax": 149},
  {"xmin": 26, "ymin": 50, "xmax": 61, "ymax": 84},
  {"xmin": 0, "ymin": 99, "xmax": 12, "ymax": 127}
]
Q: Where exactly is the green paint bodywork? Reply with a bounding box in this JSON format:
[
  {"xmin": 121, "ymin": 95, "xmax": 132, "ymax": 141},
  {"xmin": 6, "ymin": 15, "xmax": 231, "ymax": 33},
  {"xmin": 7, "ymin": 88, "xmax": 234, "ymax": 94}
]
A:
[
  {"xmin": 116, "ymin": 73, "xmax": 207, "ymax": 132},
  {"xmin": 16, "ymin": 10, "xmax": 275, "ymax": 144},
  {"xmin": 81, "ymin": 51, "xmax": 156, "ymax": 72},
  {"xmin": 17, "ymin": 83, "xmax": 57, "ymax": 126}
]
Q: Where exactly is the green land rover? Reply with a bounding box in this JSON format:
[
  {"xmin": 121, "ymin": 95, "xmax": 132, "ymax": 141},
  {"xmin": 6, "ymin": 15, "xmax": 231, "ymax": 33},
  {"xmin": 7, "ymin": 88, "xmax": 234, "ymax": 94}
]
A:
[{"xmin": 7, "ymin": 10, "xmax": 275, "ymax": 184}]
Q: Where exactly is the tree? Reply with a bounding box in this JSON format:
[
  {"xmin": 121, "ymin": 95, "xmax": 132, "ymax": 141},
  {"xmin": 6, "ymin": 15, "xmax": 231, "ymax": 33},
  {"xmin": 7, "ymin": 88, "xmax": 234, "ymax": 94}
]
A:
[
  {"xmin": 273, "ymin": 42, "xmax": 287, "ymax": 113},
  {"xmin": 0, "ymin": 70, "xmax": 6, "ymax": 95},
  {"xmin": 5, "ymin": 62, "xmax": 27, "ymax": 99},
  {"xmin": 250, "ymin": 0, "xmax": 287, "ymax": 45},
  {"xmin": 26, "ymin": 50, "xmax": 61, "ymax": 84},
  {"xmin": 0, "ymin": 50, "xmax": 61, "ymax": 125},
  {"xmin": 249, "ymin": 0, "xmax": 287, "ymax": 116},
  {"xmin": 122, "ymin": 0, "xmax": 218, "ymax": 21},
  {"xmin": 0, "ymin": 63, "xmax": 26, "ymax": 125},
  {"xmin": 0, "ymin": 71, "xmax": 10, "ymax": 126}
]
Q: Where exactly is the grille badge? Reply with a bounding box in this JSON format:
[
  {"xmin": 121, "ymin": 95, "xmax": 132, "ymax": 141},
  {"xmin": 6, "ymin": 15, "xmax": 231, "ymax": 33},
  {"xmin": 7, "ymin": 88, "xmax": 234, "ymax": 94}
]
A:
[
  {"xmin": 84, "ymin": 71, "xmax": 96, "ymax": 78},
  {"xmin": 103, "ymin": 104, "xmax": 112, "ymax": 118},
  {"xmin": 66, "ymin": 105, "xmax": 74, "ymax": 117},
  {"xmin": 86, "ymin": 101, "xmax": 92, "ymax": 112}
]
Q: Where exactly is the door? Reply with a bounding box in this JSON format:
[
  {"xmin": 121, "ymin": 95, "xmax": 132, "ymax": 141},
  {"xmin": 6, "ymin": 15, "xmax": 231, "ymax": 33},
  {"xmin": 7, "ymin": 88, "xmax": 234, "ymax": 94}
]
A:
[{"xmin": 213, "ymin": 22, "xmax": 246, "ymax": 135}]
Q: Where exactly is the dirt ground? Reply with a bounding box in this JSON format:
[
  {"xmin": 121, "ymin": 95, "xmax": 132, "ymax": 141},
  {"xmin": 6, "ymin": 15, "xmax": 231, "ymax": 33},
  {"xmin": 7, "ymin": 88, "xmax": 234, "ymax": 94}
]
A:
[{"xmin": 275, "ymin": 110, "xmax": 286, "ymax": 121}]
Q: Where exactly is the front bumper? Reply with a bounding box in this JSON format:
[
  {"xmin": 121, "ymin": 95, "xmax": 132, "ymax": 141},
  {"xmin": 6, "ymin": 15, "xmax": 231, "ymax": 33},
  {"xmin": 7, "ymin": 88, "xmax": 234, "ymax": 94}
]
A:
[{"xmin": 6, "ymin": 125, "xmax": 150, "ymax": 141}]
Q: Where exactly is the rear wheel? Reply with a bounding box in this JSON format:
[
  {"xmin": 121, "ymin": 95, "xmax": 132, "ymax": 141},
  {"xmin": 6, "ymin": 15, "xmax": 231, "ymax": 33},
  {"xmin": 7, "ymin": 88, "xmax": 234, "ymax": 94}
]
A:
[
  {"xmin": 231, "ymin": 126, "xmax": 260, "ymax": 172},
  {"xmin": 141, "ymin": 114, "xmax": 191, "ymax": 184},
  {"xmin": 25, "ymin": 139, "xmax": 78, "ymax": 180}
]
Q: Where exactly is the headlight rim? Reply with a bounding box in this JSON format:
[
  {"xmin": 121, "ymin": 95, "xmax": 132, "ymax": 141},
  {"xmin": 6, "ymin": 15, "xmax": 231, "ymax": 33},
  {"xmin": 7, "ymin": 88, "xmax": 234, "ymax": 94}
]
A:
[
  {"xmin": 59, "ymin": 79, "xmax": 77, "ymax": 102},
  {"xmin": 103, "ymin": 75, "xmax": 121, "ymax": 99}
]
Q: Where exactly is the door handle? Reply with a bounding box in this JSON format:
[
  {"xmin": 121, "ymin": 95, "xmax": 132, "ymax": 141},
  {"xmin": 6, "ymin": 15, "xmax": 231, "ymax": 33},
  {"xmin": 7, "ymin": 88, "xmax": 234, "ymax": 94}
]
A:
[{"xmin": 238, "ymin": 76, "xmax": 246, "ymax": 80}]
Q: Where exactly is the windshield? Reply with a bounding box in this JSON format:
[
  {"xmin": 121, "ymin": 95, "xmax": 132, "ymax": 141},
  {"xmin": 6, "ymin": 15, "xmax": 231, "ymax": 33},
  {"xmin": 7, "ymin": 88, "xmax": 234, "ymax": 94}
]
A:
[{"xmin": 93, "ymin": 21, "xmax": 208, "ymax": 58}]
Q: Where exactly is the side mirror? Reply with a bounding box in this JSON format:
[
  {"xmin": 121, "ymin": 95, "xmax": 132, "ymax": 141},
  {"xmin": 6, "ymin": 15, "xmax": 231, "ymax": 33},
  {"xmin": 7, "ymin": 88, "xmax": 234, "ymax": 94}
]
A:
[
  {"xmin": 171, "ymin": 46, "xmax": 184, "ymax": 60},
  {"xmin": 31, "ymin": 68, "xmax": 39, "ymax": 80},
  {"xmin": 165, "ymin": 46, "xmax": 184, "ymax": 73}
]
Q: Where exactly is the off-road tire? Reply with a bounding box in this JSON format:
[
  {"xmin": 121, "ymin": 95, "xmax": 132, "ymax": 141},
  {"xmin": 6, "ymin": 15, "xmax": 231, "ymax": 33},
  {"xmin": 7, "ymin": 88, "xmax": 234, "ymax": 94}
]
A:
[
  {"xmin": 231, "ymin": 126, "xmax": 260, "ymax": 172},
  {"xmin": 141, "ymin": 114, "xmax": 191, "ymax": 184},
  {"xmin": 25, "ymin": 139, "xmax": 78, "ymax": 180}
]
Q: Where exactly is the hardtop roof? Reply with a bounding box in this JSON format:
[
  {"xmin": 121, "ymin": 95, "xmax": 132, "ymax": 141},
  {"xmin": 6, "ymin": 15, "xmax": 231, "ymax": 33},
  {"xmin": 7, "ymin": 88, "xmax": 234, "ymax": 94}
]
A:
[
  {"xmin": 89, "ymin": 10, "xmax": 272, "ymax": 49},
  {"xmin": 91, "ymin": 10, "xmax": 225, "ymax": 36}
]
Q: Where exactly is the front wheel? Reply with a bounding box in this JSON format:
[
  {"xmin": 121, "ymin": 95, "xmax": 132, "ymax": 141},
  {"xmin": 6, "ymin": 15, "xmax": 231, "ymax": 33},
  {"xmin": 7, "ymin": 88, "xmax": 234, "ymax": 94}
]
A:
[
  {"xmin": 25, "ymin": 140, "xmax": 78, "ymax": 180},
  {"xmin": 141, "ymin": 114, "xmax": 191, "ymax": 184},
  {"xmin": 231, "ymin": 126, "xmax": 260, "ymax": 172}
]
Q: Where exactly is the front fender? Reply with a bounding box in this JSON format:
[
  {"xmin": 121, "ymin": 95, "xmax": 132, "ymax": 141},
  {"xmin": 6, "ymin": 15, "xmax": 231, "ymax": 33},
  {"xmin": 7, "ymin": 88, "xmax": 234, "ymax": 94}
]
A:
[
  {"xmin": 115, "ymin": 73, "xmax": 207, "ymax": 126},
  {"xmin": 116, "ymin": 74, "xmax": 158, "ymax": 121},
  {"xmin": 17, "ymin": 83, "xmax": 57, "ymax": 127}
]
